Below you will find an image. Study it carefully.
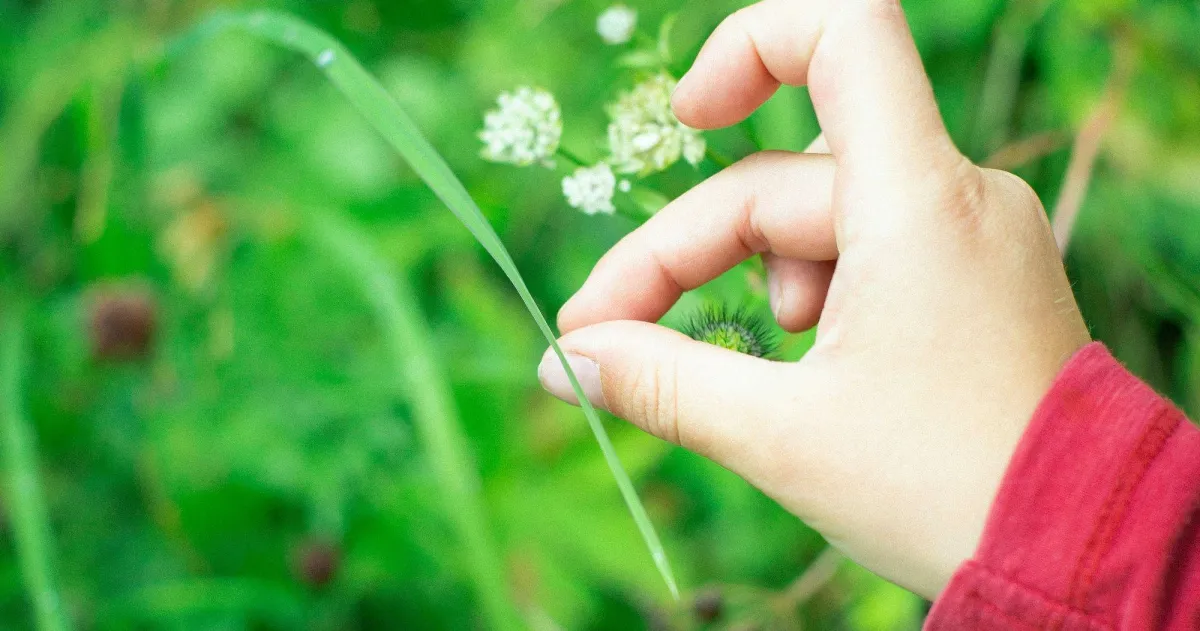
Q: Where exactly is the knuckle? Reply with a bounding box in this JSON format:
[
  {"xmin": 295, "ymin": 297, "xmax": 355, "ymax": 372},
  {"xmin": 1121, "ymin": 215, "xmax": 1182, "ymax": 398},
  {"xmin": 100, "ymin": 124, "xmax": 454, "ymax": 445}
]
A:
[
  {"xmin": 984, "ymin": 168, "xmax": 1045, "ymax": 215},
  {"xmin": 724, "ymin": 6, "xmax": 755, "ymax": 40},
  {"xmin": 728, "ymin": 151, "xmax": 791, "ymax": 253},
  {"xmin": 654, "ymin": 358, "xmax": 683, "ymax": 446},
  {"xmin": 735, "ymin": 192, "xmax": 770, "ymax": 254},
  {"xmin": 930, "ymin": 157, "xmax": 988, "ymax": 229}
]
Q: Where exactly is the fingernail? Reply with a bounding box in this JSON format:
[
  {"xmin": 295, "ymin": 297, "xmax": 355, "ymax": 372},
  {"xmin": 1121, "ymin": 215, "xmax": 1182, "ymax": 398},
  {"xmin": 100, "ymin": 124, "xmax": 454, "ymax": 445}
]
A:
[
  {"xmin": 768, "ymin": 269, "xmax": 784, "ymax": 321},
  {"xmin": 538, "ymin": 350, "xmax": 605, "ymax": 409}
]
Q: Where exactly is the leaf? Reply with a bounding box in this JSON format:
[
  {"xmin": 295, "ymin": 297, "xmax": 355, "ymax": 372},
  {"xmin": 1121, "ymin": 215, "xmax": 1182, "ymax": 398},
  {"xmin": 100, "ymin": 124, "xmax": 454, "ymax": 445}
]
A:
[
  {"xmin": 1, "ymin": 306, "xmax": 71, "ymax": 631},
  {"xmin": 616, "ymin": 49, "xmax": 665, "ymax": 71},
  {"xmin": 657, "ymin": 12, "xmax": 680, "ymax": 64},
  {"xmin": 171, "ymin": 9, "xmax": 679, "ymax": 601}
]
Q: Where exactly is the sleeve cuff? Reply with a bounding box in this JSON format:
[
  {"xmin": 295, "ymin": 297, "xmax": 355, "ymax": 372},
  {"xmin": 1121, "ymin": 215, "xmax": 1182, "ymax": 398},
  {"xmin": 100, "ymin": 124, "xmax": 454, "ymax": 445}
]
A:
[{"xmin": 927, "ymin": 342, "xmax": 1196, "ymax": 630}]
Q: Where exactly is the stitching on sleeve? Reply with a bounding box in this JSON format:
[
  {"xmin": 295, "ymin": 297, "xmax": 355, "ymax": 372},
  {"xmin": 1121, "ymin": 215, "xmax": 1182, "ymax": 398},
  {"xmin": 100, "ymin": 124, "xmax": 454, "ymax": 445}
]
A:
[
  {"xmin": 1062, "ymin": 405, "xmax": 1181, "ymax": 618},
  {"xmin": 965, "ymin": 563, "xmax": 1112, "ymax": 631}
]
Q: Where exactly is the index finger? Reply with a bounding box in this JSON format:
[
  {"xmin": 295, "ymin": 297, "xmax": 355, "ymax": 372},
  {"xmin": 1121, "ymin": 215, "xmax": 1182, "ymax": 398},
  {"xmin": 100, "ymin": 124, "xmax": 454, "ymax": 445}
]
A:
[
  {"xmin": 671, "ymin": 0, "xmax": 959, "ymax": 180},
  {"xmin": 558, "ymin": 151, "xmax": 836, "ymax": 332}
]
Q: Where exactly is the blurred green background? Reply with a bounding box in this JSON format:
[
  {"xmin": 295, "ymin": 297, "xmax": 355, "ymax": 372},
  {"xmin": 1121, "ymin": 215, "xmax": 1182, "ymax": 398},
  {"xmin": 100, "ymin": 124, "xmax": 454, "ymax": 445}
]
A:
[{"xmin": 0, "ymin": 0, "xmax": 1198, "ymax": 629}]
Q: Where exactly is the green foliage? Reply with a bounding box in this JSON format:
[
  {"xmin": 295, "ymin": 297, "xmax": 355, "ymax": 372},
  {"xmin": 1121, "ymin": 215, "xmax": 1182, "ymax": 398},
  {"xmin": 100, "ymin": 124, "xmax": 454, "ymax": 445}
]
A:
[
  {"xmin": 0, "ymin": 0, "xmax": 1197, "ymax": 629},
  {"xmin": 1, "ymin": 309, "xmax": 68, "ymax": 631},
  {"xmin": 307, "ymin": 210, "xmax": 522, "ymax": 630}
]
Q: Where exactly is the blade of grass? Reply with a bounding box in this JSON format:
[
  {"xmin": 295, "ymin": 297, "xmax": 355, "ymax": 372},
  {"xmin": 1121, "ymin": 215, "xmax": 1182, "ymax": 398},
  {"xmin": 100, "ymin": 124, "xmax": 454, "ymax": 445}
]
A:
[
  {"xmin": 1, "ymin": 306, "xmax": 70, "ymax": 631},
  {"xmin": 171, "ymin": 10, "xmax": 679, "ymax": 599},
  {"xmin": 305, "ymin": 210, "xmax": 521, "ymax": 630},
  {"xmin": 75, "ymin": 75, "xmax": 126, "ymax": 244},
  {"xmin": 968, "ymin": 0, "xmax": 1052, "ymax": 157},
  {"xmin": 0, "ymin": 23, "xmax": 135, "ymax": 229}
]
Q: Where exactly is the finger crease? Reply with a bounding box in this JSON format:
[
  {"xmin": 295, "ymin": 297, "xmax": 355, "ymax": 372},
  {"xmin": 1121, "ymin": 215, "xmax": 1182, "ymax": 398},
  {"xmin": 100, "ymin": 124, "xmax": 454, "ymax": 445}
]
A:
[
  {"xmin": 732, "ymin": 11, "xmax": 773, "ymax": 83},
  {"xmin": 737, "ymin": 190, "xmax": 772, "ymax": 254},
  {"xmin": 665, "ymin": 355, "xmax": 683, "ymax": 447},
  {"xmin": 647, "ymin": 245, "xmax": 689, "ymax": 294}
]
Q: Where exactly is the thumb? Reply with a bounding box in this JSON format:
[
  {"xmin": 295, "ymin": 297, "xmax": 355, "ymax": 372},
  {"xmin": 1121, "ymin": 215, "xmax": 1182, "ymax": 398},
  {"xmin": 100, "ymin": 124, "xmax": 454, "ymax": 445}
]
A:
[{"xmin": 537, "ymin": 320, "xmax": 788, "ymax": 466}]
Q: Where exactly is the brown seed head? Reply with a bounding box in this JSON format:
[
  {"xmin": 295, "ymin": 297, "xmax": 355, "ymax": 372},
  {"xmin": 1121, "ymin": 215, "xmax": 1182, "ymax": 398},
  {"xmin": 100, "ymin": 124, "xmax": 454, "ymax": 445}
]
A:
[
  {"xmin": 294, "ymin": 539, "xmax": 341, "ymax": 588},
  {"xmin": 88, "ymin": 288, "xmax": 157, "ymax": 361}
]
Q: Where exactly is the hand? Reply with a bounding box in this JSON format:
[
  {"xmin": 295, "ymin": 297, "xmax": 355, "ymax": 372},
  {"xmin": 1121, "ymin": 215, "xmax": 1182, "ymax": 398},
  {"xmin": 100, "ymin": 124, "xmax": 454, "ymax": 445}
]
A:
[{"xmin": 536, "ymin": 0, "xmax": 1091, "ymax": 599}]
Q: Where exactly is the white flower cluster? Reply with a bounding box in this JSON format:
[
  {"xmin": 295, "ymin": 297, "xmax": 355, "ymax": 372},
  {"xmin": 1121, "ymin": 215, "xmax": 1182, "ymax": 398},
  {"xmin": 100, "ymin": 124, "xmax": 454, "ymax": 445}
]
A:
[
  {"xmin": 479, "ymin": 87, "xmax": 562, "ymax": 167},
  {"xmin": 596, "ymin": 5, "xmax": 637, "ymax": 45},
  {"xmin": 607, "ymin": 73, "xmax": 706, "ymax": 175},
  {"xmin": 562, "ymin": 164, "xmax": 619, "ymax": 215},
  {"xmin": 479, "ymin": 71, "xmax": 708, "ymax": 217}
]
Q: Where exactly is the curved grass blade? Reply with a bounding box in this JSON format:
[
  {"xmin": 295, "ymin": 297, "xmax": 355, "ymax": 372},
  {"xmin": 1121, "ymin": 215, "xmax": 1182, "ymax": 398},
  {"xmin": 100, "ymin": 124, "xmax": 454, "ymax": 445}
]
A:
[
  {"xmin": 0, "ymin": 23, "xmax": 135, "ymax": 229},
  {"xmin": 174, "ymin": 10, "xmax": 679, "ymax": 599},
  {"xmin": 1, "ymin": 306, "xmax": 70, "ymax": 631},
  {"xmin": 305, "ymin": 210, "xmax": 521, "ymax": 630}
]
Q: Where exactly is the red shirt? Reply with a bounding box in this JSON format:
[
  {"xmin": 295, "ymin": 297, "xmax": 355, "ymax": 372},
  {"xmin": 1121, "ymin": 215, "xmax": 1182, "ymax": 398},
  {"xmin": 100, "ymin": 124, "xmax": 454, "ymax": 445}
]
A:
[{"xmin": 926, "ymin": 343, "xmax": 1200, "ymax": 630}]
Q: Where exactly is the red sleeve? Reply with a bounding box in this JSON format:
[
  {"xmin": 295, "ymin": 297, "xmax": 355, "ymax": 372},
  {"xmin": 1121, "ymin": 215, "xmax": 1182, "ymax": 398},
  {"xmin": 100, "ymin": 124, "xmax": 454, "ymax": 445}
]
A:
[{"xmin": 925, "ymin": 343, "xmax": 1200, "ymax": 631}]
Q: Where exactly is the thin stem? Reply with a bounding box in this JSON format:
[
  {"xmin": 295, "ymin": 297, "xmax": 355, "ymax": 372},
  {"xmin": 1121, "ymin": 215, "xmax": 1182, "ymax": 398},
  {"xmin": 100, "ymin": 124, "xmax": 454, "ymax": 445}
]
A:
[
  {"xmin": 706, "ymin": 147, "xmax": 734, "ymax": 169},
  {"xmin": 1, "ymin": 306, "xmax": 70, "ymax": 631},
  {"xmin": 75, "ymin": 76, "xmax": 126, "ymax": 244},
  {"xmin": 773, "ymin": 546, "xmax": 843, "ymax": 613},
  {"xmin": 1052, "ymin": 37, "xmax": 1137, "ymax": 254},
  {"xmin": 615, "ymin": 198, "xmax": 654, "ymax": 224},
  {"xmin": 556, "ymin": 147, "xmax": 587, "ymax": 168},
  {"xmin": 620, "ymin": 184, "xmax": 668, "ymax": 223},
  {"xmin": 632, "ymin": 30, "xmax": 658, "ymax": 51},
  {"xmin": 981, "ymin": 130, "xmax": 1069, "ymax": 170}
]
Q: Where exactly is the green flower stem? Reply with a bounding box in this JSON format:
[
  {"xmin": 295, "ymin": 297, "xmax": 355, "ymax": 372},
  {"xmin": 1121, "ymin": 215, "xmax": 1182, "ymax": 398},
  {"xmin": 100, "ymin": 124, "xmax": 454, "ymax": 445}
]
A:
[
  {"xmin": 624, "ymin": 184, "xmax": 668, "ymax": 221},
  {"xmin": 614, "ymin": 198, "xmax": 654, "ymax": 224},
  {"xmin": 706, "ymin": 147, "xmax": 734, "ymax": 169},
  {"xmin": 632, "ymin": 31, "xmax": 660, "ymax": 54},
  {"xmin": 556, "ymin": 147, "xmax": 587, "ymax": 168},
  {"xmin": 1, "ymin": 306, "xmax": 70, "ymax": 631}
]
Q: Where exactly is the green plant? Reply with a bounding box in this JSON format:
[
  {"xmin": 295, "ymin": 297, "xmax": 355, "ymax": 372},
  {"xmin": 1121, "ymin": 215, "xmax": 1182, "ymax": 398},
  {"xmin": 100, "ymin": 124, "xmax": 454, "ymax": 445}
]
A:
[
  {"xmin": 681, "ymin": 304, "xmax": 779, "ymax": 359},
  {"xmin": 0, "ymin": 0, "xmax": 1196, "ymax": 627},
  {"xmin": 307, "ymin": 210, "xmax": 521, "ymax": 629},
  {"xmin": 174, "ymin": 8, "xmax": 678, "ymax": 603},
  {"xmin": 1, "ymin": 307, "xmax": 69, "ymax": 631}
]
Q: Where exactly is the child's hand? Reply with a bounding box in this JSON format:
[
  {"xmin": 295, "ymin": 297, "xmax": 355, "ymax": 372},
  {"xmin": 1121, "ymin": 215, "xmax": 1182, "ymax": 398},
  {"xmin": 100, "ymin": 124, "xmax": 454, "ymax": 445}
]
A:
[{"xmin": 537, "ymin": 0, "xmax": 1091, "ymax": 598}]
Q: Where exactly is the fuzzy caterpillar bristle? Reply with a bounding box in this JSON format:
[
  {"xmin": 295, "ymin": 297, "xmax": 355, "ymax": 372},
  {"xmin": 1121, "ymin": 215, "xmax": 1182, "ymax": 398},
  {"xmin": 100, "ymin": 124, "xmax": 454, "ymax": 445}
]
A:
[{"xmin": 680, "ymin": 304, "xmax": 778, "ymax": 358}]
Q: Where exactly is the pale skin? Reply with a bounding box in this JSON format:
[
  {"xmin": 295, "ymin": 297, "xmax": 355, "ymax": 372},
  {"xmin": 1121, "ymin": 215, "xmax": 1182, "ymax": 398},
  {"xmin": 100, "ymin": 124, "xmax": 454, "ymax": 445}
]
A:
[{"xmin": 537, "ymin": 0, "xmax": 1092, "ymax": 599}]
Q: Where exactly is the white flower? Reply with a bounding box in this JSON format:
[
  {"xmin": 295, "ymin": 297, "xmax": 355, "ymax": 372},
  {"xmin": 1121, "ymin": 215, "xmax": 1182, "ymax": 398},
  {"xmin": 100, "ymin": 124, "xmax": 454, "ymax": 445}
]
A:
[
  {"xmin": 562, "ymin": 163, "xmax": 618, "ymax": 215},
  {"xmin": 682, "ymin": 134, "xmax": 706, "ymax": 166},
  {"xmin": 597, "ymin": 5, "xmax": 637, "ymax": 45},
  {"xmin": 607, "ymin": 74, "xmax": 706, "ymax": 175},
  {"xmin": 479, "ymin": 87, "xmax": 562, "ymax": 167}
]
